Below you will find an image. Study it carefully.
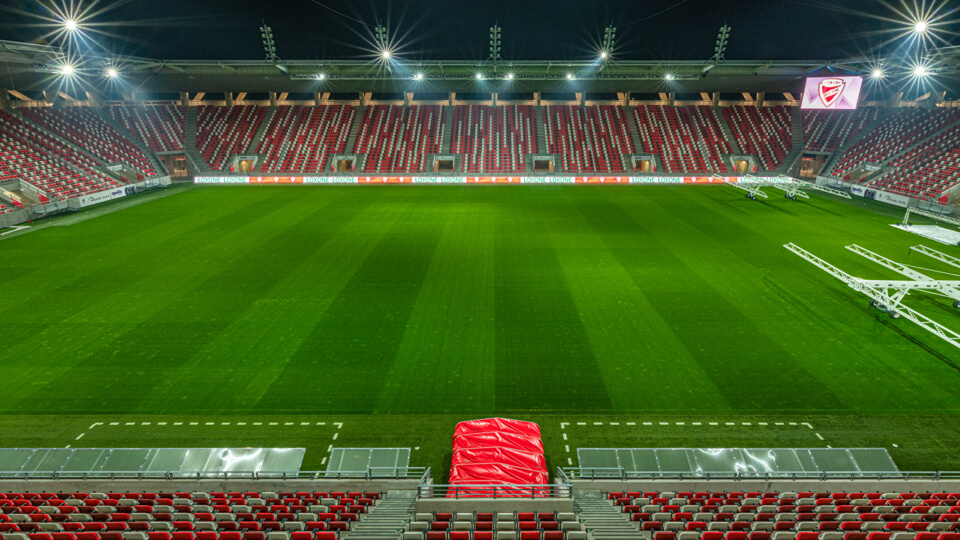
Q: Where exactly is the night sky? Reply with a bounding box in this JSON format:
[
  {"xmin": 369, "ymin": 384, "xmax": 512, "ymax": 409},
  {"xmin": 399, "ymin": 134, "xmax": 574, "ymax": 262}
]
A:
[{"xmin": 0, "ymin": 0, "xmax": 954, "ymax": 62}]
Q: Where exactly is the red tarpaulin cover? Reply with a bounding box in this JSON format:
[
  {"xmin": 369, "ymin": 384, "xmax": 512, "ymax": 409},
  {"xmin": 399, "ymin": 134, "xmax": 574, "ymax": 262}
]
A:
[
  {"xmin": 452, "ymin": 431, "xmax": 545, "ymax": 454},
  {"xmin": 450, "ymin": 464, "xmax": 550, "ymax": 485},
  {"xmin": 451, "ymin": 447, "xmax": 547, "ymax": 472},
  {"xmin": 453, "ymin": 418, "xmax": 542, "ymax": 440}
]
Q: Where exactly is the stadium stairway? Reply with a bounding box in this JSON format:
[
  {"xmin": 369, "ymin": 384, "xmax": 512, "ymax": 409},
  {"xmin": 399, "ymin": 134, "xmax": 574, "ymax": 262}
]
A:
[
  {"xmin": 822, "ymin": 107, "xmax": 895, "ymax": 178},
  {"xmin": 574, "ymin": 491, "xmax": 645, "ymax": 540},
  {"xmin": 713, "ymin": 107, "xmax": 743, "ymax": 155},
  {"xmin": 441, "ymin": 106, "xmax": 455, "ymax": 161},
  {"xmin": 344, "ymin": 106, "xmax": 366, "ymax": 168},
  {"xmin": 343, "ymin": 490, "xmax": 415, "ymax": 540},
  {"xmin": 246, "ymin": 106, "xmax": 277, "ymax": 156},
  {"xmin": 535, "ymin": 107, "xmax": 548, "ymax": 167},
  {"xmin": 777, "ymin": 107, "xmax": 804, "ymax": 175},
  {"xmin": 14, "ymin": 111, "xmax": 128, "ymax": 185},
  {"xmin": 623, "ymin": 105, "xmax": 642, "ymax": 173},
  {"xmin": 184, "ymin": 107, "xmax": 212, "ymax": 173},
  {"xmin": 95, "ymin": 108, "xmax": 167, "ymax": 176}
]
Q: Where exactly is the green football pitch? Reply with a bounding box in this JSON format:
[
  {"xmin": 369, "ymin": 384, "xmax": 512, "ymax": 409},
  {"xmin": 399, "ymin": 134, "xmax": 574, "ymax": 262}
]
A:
[{"xmin": 2, "ymin": 184, "xmax": 959, "ymax": 477}]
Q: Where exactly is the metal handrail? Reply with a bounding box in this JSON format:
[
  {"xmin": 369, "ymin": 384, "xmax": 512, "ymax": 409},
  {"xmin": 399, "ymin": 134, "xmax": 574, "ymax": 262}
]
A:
[
  {"xmin": 419, "ymin": 484, "xmax": 573, "ymax": 499},
  {"xmin": 561, "ymin": 468, "xmax": 960, "ymax": 481},
  {"xmin": 0, "ymin": 467, "xmax": 427, "ymax": 481}
]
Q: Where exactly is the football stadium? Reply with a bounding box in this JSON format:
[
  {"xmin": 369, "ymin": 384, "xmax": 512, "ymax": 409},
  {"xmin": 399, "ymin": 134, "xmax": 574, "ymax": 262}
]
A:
[{"xmin": 1, "ymin": 0, "xmax": 960, "ymax": 538}]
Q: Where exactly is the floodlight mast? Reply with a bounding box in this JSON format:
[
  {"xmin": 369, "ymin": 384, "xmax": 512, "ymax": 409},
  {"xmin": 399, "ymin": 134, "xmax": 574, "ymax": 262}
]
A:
[
  {"xmin": 600, "ymin": 25, "xmax": 616, "ymax": 67},
  {"xmin": 488, "ymin": 24, "xmax": 502, "ymax": 74},
  {"xmin": 711, "ymin": 25, "xmax": 731, "ymax": 64},
  {"xmin": 260, "ymin": 24, "xmax": 279, "ymax": 64}
]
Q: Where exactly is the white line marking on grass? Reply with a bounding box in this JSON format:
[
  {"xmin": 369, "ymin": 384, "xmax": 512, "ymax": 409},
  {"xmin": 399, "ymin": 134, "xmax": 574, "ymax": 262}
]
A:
[
  {"xmin": 269, "ymin": 422, "xmax": 278, "ymax": 426},
  {"xmin": 815, "ymin": 433, "xmax": 824, "ymax": 440},
  {"xmin": 141, "ymin": 422, "xmax": 150, "ymax": 426},
  {"xmin": 301, "ymin": 422, "xmax": 310, "ymax": 426},
  {"xmin": 89, "ymin": 423, "xmax": 102, "ymax": 429},
  {"xmin": 627, "ymin": 422, "xmax": 635, "ymax": 426},
  {"xmin": 726, "ymin": 422, "xmax": 735, "ymax": 426},
  {"xmin": 643, "ymin": 422, "xmax": 652, "ymax": 426},
  {"xmin": 125, "ymin": 422, "xmax": 135, "ymax": 426},
  {"xmin": 75, "ymin": 433, "xmax": 85, "ymax": 440},
  {"xmin": 709, "ymin": 422, "xmax": 718, "ymax": 426},
  {"xmin": 332, "ymin": 433, "xmax": 339, "ymax": 440},
  {"xmin": 610, "ymin": 422, "xmax": 620, "ymax": 426},
  {"xmin": 316, "ymin": 422, "xmax": 325, "ymax": 426},
  {"xmin": 221, "ymin": 422, "xmax": 230, "ymax": 426},
  {"xmin": 334, "ymin": 422, "xmax": 343, "ymax": 429},
  {"xmin": 284, "ymin": 422, "xmax": 293, "ymax": 426},
  {"xmin": 253, "ymin": 422, "xmax": 262, "ymax": 426},
  {"xmin": 676, "ymin": 422, "xmax": 685, "ymax": 426},
  {"xmin": 205, "ymin": 422, "xmax": 214, "ymax": 426},
  {"xmin": 65, "ymin": 445, "xmax": 70, "ymax": 449},
  {"xmin": 759, "ymin": 422, "xmax": 768, "ymax": 426},
  {"xmin": 567, "ymin": 458, "xmax": 573, "ymax": 465},
  {"xmin": 327, "ymin": 445, "xmax": 333, "ymax": 452},
  {"xmin": 692, "ymin": 422, "xmax": 701, "ymax": 426},
  {"xmin": 565, "ymin": 445, "xmax": 570, "ymax": 452},
  {"xmin": 237, "ymin": 423, "xmax": 246, "ymax": 426},
  {"xmin": 157, "ymin": 422, "xmax": 167, "ymax": 426},
  {"xmin": 789, "ymin": 422, "xmax": 797, "ymax": 426},
  {"xmin": 560, "ymin": 423, "xmax": 569, "ymax": 429},
  {"xmin": 577, "ymin": 422, "xmax": 586, "ymax": 426},
  {"xmin": 775, "ymin": 422, "xmax": 784, "ymax": 426},
  {"xmin": 594, "ymin": 422, "xmax": 603, "ymax": 425},
  {"xmin": 109, "ymin": 422, "xmax": 119, "ymax": 426},
  {"xmin": 827, "ymin": 445, "xmax": 833, "ymax": 449},
  {"xmin": 742, "ymin": 422, "xmax": 751, "ymax": 426},
  {"xmin": 189, "ymin": 422, "xmax": 198, "ymax": 426},
  {"xmin": 321, "ymin": 457, "xmax": 327, "ymax": 465},
  {"xmin": 563, "ymin": 434, "xmax": 568, "ymax": 441},
  {"xmin": 659, "ymin": 422, "xmax": 669, "ymax": 425},
  {"xmin": 802, "ymin": 422, "xmax": 814, "ymax": 429},
  {"xmin": 173, "ymin": 423, "xmax": 182, "ymax": 426}
]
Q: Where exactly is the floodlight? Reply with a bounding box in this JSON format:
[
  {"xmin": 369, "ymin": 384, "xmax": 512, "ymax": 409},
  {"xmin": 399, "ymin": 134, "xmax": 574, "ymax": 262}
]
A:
[
  {"xmin": 64, "ymin": 19, "xmax": 78, "ymax": 31},
  {"xmin": 415, "ymin": 72, "xmax": 423, "ymax": 80},
  {"xmin": 600, "ymin": 51, "xmax": 608, "ymax": 59},
  {"xmin": 914, "ymin": 20, "xmax": 928, "ymax": 33},
  {"xmin": 316, "ymin": 73, "xmax": 325, "ymax": 80},
  {"xmin": 60, "ymin": 64, "xmax": 75, "ymax": 76},
  {"xmin": 566, "ymin": 73, "xmax": 573, "ymax": 79},
  {"xmin": 914, "ymin": 65, "xmax": 928, "ymax": 77},
  {"xmin": 106, "ymin": 68, "xmax": 118, "ymax": 78},
  {"xmin": 506, "ymin": 73, "xmax": 514, "ymax": 80},
  {"xmin": 665, "ymin": 73, "xmax": 675, "ymax": 80},
  {"xmin": 476, "ymin": 73, "xmax": 483, "ymax": 79},
  {"xmin": 871, "ymin": 69, "xmax": 884, "ymax": 79},
  {"xmin": 381, "ymin": 50, "xmax": 391, "ymax": 59}
]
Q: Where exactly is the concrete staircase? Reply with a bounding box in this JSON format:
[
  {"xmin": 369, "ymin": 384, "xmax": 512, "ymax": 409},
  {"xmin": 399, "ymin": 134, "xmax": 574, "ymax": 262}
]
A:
[
  {"xmin": 713, "ymin": 106, "xmax": 743, "ymax": 155},
  {"xmin": 574, "ymin": 491, "xmax": 645, "ymax": 540},
  {"xmin": 344, "ymin": 106, "xmax": 366, "ymax": 155},
  {"xmin": 535, "ymin": 106, "xmax": 547, "ymax": 154},
  {"xmin": 623, "ymin": 106, "xmax": 644, "ymax": 156},
  {"xmin": 776, "ymin": 106, "xmax": 804, "ymax": 175},
  {"xmin": 441, "ymin": 106, "xmax": 455, "ymax": 154},
  {"xmin": 96, "ymin": 108, "xmax": 166, "ymax": 176},
  {"xmin": 184, "ymin": 107, "xmax": 212, "ymax": 173},
  {"xmin": 342, "ymin": 491, "xmax": 415, "ymax": 540},
  {"xmin": 821, "ymin": 107, "xmax": 896, "ymax": 178},
  {"xmin": 245, "ymin": 106, "xmax": 276, "ymax": 155}
]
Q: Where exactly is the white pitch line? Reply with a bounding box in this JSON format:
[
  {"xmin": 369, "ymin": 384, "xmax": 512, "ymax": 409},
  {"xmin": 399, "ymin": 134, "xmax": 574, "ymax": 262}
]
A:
[
  {"xmin": 237, "ymin": 422, "xmax": 246, "ymax": 426},
  {"xmin": 626, "ymin": 422, "xmax": 635, "ymax": 426},
  {"xmin": 269, "ymin": 422, "xmax": 278, "ymax": 426},
  {"xmin": 173, "ymin": 423, "xmax": 182, "ymax": 426},
  {"xmin": 321, "ymin": 457, "xmax": 327, "ymax": 465},
  {"xmin": 789, "ymin": 422, "xmax": 797, "ymax": 426},
  {"xmin": 742, "ymin": 422, "xmax": 751, "ymax": 426},
  {"xmin": 284, "ymin": 422, "xmax": 293, "ymax": 426},
  {"xmin": 562, "ymin": 433, "xmax": 568, "ymax": 441},
  {"xmin": 316, "ymin": 422, "xmax": 325, "ymax": 426},
  {"xmin": 577, "ymin": 422, "xmax": 586, "ymax": 426},
  {"xmin": 610, "ymin": 422, "xmax": 619, "ymax": 426},
  {"xmin": 205, "ymin": 422, "xmax": 214, "ymax": 426},
  {"xmin": 565, "ymin": 445, "xmax": 570, "ymax": 452},
  {"xmin": 567, "ymin": 458, "xmax": 573, "ymax": 465},
  {"xmin": 815, "ymin": 433, "xmax": 824, "ymax": 440},
  {"xmin": 253, "ymin": 422, "xmax": 262, "ymax": 426},
  {"xmin": 709, "ymin": 422, "xmax": 718, "ymax": 426},
  {"xmin": 593, "ymin": 422, "xmax": 603, "ymax": 425},
  {"xmin": 676, "ymin": 422, "xmax": 685, "ymax": 426},
  {"xmin": 759, "ymin": 422, "xmax": 768, "ymax": 426},
  {"xmin": 827, "ymin": 445, "xmax": 833, "ymax": 449},
  {"xmin": 89, "ymin": 423, "xmax": 102, "ymax": 429},
  {"xmin": 75, "ymin": 433, "xmax": 85, "ymax": 440},
  {"xmin": 560, "ymin": 422, "xmax": 569, "ymax": 429},
  {"xmin": 659, "ymin": 422, "xmax": 669, "ymax": 425},
  {"xmin": 65, "ymin": 445, "xmax": 70, "ymax": 449},
  {"xmin": 776, "ymin": 422, "xmax": 784, "ymax": 425},
  {"xmin": 109, "ymin": 422, "xmax": 119, "ymax": 426},
  {"xmin": 332, "ymin": 433, "xmax": 339, "ymax": 440},
  {"xmin": 802, "ymin": 422, "xmax": 814, "ymax": 429},
  {"xmin": 189, "ymin": 422, "xmax": 199, "ymax": 426},
  {"xmin": 221, "ymin": 422, "xmax": 230, "ymax": 426},
  {"xmin": 327, "ymin": 445, "xmax": 333, "ymax": 452},
  {"xmin": 692, "ymin": 422, "xmax": 701, "ymax": 426},
  {"xmin": 726, "ymin": 422, "xmax": 735, "ymax": 426},
  {"xmin": 157, "ymin": 422, "xmax": 167, "ymax": 426},
  {"xmin": 125, "ymin": 422, "xmax": 135, "ymax": 426},
  {"xmin": 334, "ymin": 422, "xmax": 343, "ymax": 429},
  {"xmin": 643, "ymin": 422, "xmax": 652, "ymax": 426},
  {"xmin": 141, "ymin": 422, "xmax": 151, "ymax": 426}
]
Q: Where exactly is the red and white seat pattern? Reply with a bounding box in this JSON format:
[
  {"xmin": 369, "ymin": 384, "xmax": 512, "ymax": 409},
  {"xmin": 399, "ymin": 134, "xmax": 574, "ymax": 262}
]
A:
[
  {"xmin": 450, "ymin": 105, "xmax": 538, "ymax": 174},
  {"xmin": 106, "ymin": 105, "xmax": 185, "ymax": 153},
  {"xmin": 254, "ymin": 105, "xmax": 355, "ymax": 173},
  {"xmin": 802, "ymin": 108, "xmax": 883, "ymax": 153},
  {"xmin": 0, "ymin": 203, "xmax": 12, "ymax": 215},
  {"xmin": 832, "ymin": 109, "xmax": 960, "ymax": 180},
  {"xmin": 20, "ymin": 108, "xmax": 156, "ymax": 180},
  {"xmin": 0, "ymin": 111, "xmax": 120, "ymax": 200},
  {"xmin": 408, "ymin": 511, "xmax": 584, "ymax": 540},
  {"xmin": 633, "ymin": 105, "xmax": 732, "ymax": 173},
  {"xmin": 196, "ymin": 106, "xmax": 267, "ymax": 171},
  {"xmin": 611, "ymin": 490, "xmax": 960, "ymax": 540},
  {"xmin": 354, "ymin": 105, "xmax": 444, "ymax": 173},
  {"xmin": 544, "ymin": 106, "xmax": 633, "ymax": 173},
  {"xmin": 0, "ymin": 491, "xmax": 381, "ymax": 540},
  {"xmin": 869, "ymin": 124, "xmax": 960, "ymax": 200},
  {"xmin": 722, "ymin": 106, "xmax": 792, "ymax": 170}
]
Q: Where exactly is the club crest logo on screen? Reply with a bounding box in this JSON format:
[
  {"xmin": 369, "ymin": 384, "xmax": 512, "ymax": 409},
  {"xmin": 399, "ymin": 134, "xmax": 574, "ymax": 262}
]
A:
[{"xmin": 818, "ymin": 78, "xmax": 846, "ymax": 108}]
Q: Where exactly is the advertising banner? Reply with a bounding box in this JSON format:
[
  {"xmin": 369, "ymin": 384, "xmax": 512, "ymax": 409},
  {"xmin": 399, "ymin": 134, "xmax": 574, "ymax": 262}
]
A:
[
  {"xmin": 194, "ymin": 175, "xmax": 748, "ymax": 185},
  {"xmin": 76, "ymin": 186, "xmax": 128, "ymax": 208},
  {"xmin": 801, "ymin": 76, "xmax": 863, "ymax": 110},
  {"xmin": 850, "ymin": 185, "xmax": 911, "ymax": 207}
]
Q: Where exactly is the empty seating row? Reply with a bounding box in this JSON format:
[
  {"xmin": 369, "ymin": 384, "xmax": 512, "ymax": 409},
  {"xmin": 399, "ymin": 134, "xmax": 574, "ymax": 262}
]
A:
[
  {"xmin": 802, "ymin": 108, "xmax": 883, "ymax": 153},
  {"xmin": 634, "ymin": 105, "xmax": 731, "ymax": 173},
  {"xmin": 355, "ymin": 105, "xmax": 444, "ymax": 173},
  {"xmin": 544, "ymin": 105, "xmax": 633, "ymax": 173},
  {"xmin": 451, "ymin": 105, "xmax": 538, "ymax": 173},
  {"xmin": 648, "ymin": 530, "xmax": 960, "ymax": 540},
  {"xmin": 722, "ymin": 106, "xmax": 792, "ymax": 170},
  {"xmin": 196, "ymin": 106, "xmax": 266, "ymax": 171},
  {"xmin": 869, "ymin": 124, "xmax": 960, "ymax": 201},
  {"xmin": 106, "ymin": 105, "xmax": 185, "ymax": 153},
  {"xmin": 255, "ymin": 106, "xmax": 355, "ymax": 173},
  {"xmin": 0, "ymin": 531, "xmax": 341, "ymax": 540},
  {"xmin": 405, "ymin": 512, "xmax": 584, "ymax": 540}
]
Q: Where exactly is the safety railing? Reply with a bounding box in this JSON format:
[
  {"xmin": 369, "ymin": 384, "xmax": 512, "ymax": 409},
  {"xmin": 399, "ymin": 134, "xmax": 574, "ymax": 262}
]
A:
[
  {"xmin": 561, "ymin": 468, "xmax": 960, "ymax": 481},
  {"xmin": 0, "ymin": 467, "xmax": 427, "ymax": 481},
  {"xmin": 418, "ymin": 484, "xmax": 573, "ymax": 499}
]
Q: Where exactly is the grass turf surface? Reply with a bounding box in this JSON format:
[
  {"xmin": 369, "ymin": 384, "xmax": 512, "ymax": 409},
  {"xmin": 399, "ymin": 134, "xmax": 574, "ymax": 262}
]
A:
[{"xmin": 1, "ymin": 184, "xmax": 959, "ymax": 477}]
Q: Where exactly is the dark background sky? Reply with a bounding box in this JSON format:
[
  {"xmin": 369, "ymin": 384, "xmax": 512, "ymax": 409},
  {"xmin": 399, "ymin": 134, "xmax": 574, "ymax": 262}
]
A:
[{"xmin": 0, "ymin": 0, "xmax": 955, "ymax": 62}]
